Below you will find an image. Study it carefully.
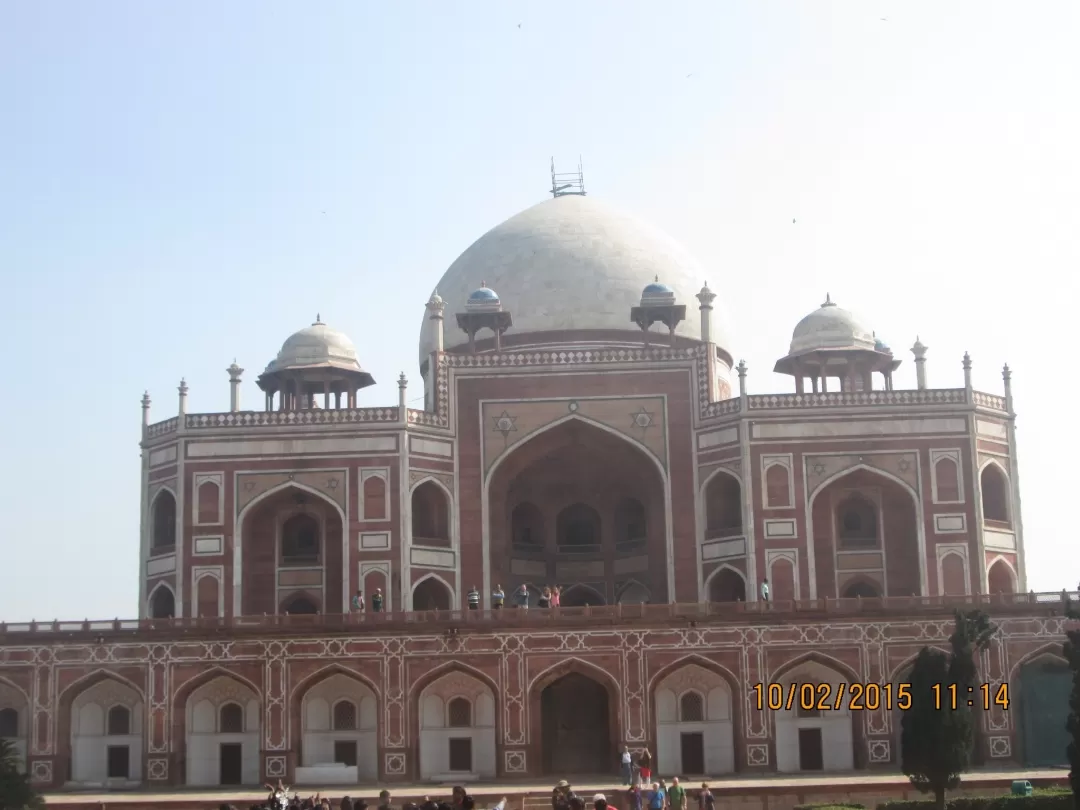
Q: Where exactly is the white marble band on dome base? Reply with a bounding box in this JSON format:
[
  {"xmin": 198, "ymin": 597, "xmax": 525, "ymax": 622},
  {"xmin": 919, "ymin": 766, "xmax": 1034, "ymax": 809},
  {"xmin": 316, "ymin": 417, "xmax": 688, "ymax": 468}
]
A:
[{"xmin": 419, "ymin": 194, "xmax": 732, "ymax": 368}]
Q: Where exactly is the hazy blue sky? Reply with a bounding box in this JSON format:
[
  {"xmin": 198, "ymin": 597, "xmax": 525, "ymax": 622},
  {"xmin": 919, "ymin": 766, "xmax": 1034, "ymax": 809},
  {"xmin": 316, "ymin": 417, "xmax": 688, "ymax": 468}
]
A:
[{"xmin": 1, "ymin": 2, "xmax": 1077, "ymax": 621}]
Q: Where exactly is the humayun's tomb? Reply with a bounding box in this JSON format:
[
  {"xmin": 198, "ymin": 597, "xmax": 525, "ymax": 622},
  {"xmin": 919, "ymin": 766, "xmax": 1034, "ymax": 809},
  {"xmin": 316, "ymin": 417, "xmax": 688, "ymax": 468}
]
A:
[{"xmin": 0, "ymin": 188, "xmax": 1073, "ymax": 792}]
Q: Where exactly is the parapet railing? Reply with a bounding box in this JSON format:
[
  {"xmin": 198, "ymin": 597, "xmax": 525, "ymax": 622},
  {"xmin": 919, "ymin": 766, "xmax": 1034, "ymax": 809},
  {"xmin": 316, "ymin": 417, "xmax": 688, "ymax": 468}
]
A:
[
  {"xmin": 144, "ymin": 387, "xmax": 1008, "ymax": 439},
  {"xmin": 3, "ymin": 591, "xmax": 1075, "ymax": 637}
]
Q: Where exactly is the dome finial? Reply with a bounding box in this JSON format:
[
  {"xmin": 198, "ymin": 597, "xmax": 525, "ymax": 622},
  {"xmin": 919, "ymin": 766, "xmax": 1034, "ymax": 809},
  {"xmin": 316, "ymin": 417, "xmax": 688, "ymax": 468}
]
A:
[
  {"xmin": 480, "ymin": 280, "xmax": 486, "ymax": 288},
  {"xmin": 655, "ymin": 274, "xmax": 659, "ymax": 283},
  {"xmin": 314, "ymin": 313, "xmax": 322, "ymax": 325},
  {"xmin": 822, "ymin": 293, "xmax": 834, "ymax": 307}
]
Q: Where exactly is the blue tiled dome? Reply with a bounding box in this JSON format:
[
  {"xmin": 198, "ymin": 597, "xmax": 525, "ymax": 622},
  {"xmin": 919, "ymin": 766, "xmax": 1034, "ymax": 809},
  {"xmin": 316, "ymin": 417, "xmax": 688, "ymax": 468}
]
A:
[
  {"xmin": 469, "ymin": 286, "xmax": 499, "ymax": 301},
  {"xmin": 875, "ymin": 338, "xmax": 890, "ymax": 352},
  {"xmin": 643, "ymin": 282, "xmax": 673, "ymax": 295}
]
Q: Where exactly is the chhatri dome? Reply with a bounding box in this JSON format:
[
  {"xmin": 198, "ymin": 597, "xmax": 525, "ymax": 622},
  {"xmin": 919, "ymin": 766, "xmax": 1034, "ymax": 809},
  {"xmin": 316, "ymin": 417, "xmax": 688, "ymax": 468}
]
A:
[
  {"xmin": 263, "ymin": 316, "xmax": 366, "ymax": 374},
  {"xmin": 787, "ymin": 294, "xmax": 876, "ymax": 355},
  {"xmin": 418, "ymin": 194, "xmax": 730, "ymax": 366}
]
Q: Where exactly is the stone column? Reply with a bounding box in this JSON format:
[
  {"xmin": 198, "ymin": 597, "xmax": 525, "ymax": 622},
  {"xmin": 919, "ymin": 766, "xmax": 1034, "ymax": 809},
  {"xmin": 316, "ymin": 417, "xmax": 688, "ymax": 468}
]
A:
[
  {"xmin": 911, "ymin": 338, "xmax": 928, "ymax": 390},
  {"xmin": 696, "ymin": 282, "xmax": 716, "ymax": 342}
]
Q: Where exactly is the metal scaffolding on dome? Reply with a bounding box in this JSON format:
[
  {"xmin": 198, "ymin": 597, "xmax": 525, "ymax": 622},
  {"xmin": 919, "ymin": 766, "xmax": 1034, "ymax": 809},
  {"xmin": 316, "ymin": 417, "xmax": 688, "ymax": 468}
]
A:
[{"xmin": 550, "ymin": 156, "xmax": 586, "ymax": 197}]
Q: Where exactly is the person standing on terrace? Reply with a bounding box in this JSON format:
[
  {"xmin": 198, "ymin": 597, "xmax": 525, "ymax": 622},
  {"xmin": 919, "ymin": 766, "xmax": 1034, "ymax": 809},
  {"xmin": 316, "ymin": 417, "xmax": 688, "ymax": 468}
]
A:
[{"xmin": 492, "ymin": 584, "xmax": 505, "ymax": 609}]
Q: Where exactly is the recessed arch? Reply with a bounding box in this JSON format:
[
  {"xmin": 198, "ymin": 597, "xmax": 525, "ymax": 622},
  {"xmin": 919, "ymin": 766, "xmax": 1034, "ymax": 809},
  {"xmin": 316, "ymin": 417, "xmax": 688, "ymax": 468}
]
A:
[
  {"xmin": 530, "ymin": 656, "xmax": 621, "ymax": 776},
  {"xmin": 411, "ymin": 572, "xmax": 456, "ymax": 611},
  {"xmin": 647, "ymin": 653, "xmax": 740, "ymax": 695},
  {"xmin": 1008, "ymin": 643, "xmax": 1066, "ymax": 681},
  {"xmin": 146, "ymin": 581, "xmax": 176, "ymax": 619},
  {"xmin": 702, "ymin": 468, "xmax": 744, "ymax": 539},
  {"xmin": 704, "ymin": 563, "xmax": 747, "ymax": 603},
  {"xmin": 411, "ymin": 478, "xmax": 452, "ymax": 547},
  {"xmin": 410, "ymin": 660, "xmax": 501, "ymax": 706},
  {"xmin": 289, "ymin": 663, "xmax": 382, "ymax": 703},
  {"xmin": 58, "ymin": 669, "xmax": 147, "ymax": 705},
  {"xmin": 150, "ymin": 486, "xmax": 178, "ymax": 550},
  {"xmin": 885, "ymin": 646, "xmax": 954, "ymax": 685},
  {"xmin": 840, "ymin": 577, "xmax": 881, "ymax": 599},
  {"xmin": 484, "ymin": 412, "xmax": 673, "ymax": 615},
  {"xmin": 616, "ymin": 578, "xmax": 651, "ymax": 604},
  {"xmin": 233, "ymin": 480, "xmax": 347, "ymax": 616},
  {"xmin": 979, "ymin": 460, "xmax": 1011, "ymax": 523},
  {"xmin": 172, "ymin": 666, "xmax": 263, "ymax": 713},
  {"xmin": 806, "ymin": 462, "xmax": 926, "ymax": 600},
  {"xmin": 986, "ymin": 555, "xmax": 1018, "ymax": 594}
]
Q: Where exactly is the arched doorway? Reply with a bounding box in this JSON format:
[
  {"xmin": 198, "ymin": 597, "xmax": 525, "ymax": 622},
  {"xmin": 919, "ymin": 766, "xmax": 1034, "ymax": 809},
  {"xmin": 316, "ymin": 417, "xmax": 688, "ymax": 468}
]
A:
[
  {"xmin": 1018, "ymin": 655, "xmax": 1070, "ymax": 766},
  {"xmin": 541, "ymin": 672, "xmax": 612, "ymax": 775},
  {"xmin": 68, "ymin": 677, "xmax": 144, "ymax": 786},
  {"xmin": 708, "ymin": 567, "xmax": 746, "ymax": 602},
  {"xmin": 773, "ymin": 659, "xmax": 857, "ymax": 772},
  {"xmin": 488, "ymin": 419, "xmax": 668, "ymax": 605},
  {"xmin": 418, "ymin": 670, "xmax": 497, "ymax": 779},
  {"xmin": 412, "ymin": 481, "xmax": 451, "ymax": 547},
  {"xmin": 811, "ymin": 468, "xmax": 921, "ymax": 598},
  {"xmin": 148, "ymin": 584, "xmax": 175, "ymax": 619},
  {"xmin": 296, "ymin": 672, "xmax": 378, "ymax": 783},
  {"xmin": 987, "ymin": 559, "xmax": 1017, "ymax": 595},
  {"xmin": 560, "ymin": 584, "xmax": 606, "ymax": 607},
  {"xmin": 653, "ymin": 663, "xmax": 735, "ymax": 775},
  {"xmin": 413, "ymin": 576, "xmax": 453, "ymax": 611},
  {"xmin": 0, "ymin": 682, "xmax": 29, "ymax": 773}
]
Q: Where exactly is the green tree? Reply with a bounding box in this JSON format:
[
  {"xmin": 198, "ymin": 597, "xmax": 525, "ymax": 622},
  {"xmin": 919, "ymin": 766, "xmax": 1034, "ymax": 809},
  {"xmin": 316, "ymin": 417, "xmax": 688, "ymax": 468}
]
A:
[
  {"xmin": 901, "ymin": 610, "xmax": 997, "ymax": 810},
  {"xmin": 0, "ymin": 738, "xmax": 43, "ymax": 810},
  {"xmin": 1064, "ymin": 586, "xmax": 1080, "ymax": 808}
]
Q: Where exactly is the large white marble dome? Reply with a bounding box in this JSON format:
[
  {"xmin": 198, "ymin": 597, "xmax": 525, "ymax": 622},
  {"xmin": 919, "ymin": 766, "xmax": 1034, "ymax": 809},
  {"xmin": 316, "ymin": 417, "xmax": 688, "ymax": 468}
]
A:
[{"xmin": 419, "ymin": 194, "xmax": 730, "ymax": 366}]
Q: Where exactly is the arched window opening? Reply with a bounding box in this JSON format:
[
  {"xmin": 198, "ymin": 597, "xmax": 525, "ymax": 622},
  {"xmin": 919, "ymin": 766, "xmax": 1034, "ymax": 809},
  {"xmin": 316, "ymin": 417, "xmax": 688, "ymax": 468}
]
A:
[
  {"xmin": 935, "ymin": 457, "xmax": 960, "ymax": 502},
  {"xmin": 708, "ymin": 568, "xmax": 746, "ymax": 603},
  {"xmin": 0, "ymin": 708, "xmax": 18, "ymax": 738},
  {"xmin": 283, "ymin": 596, "xmax": 319, "ymax": 615},
  {"xmin": 332, "ymin": 700, "xmax": 357, "ymax": 731},
  {"xmin": 705, "ymin": 473, "xmax": 743, "ymax": 538},
  {"xmin": 842, "ymin": 580, "xmax": 880, "ymax": 599},
  {"xmin": 981, "ymin": 465, "xmax": 1010, "ymax": 524},
  {"xmin": 679, "ymin": 691, "xmax": 705, "ymax": 723},
  {"xmin": 149, "ymin": 586, "xmax": 175, "ymax": 619},
  {"xmin": 556, "ymin": 503, "xmax": 602, "ymax": 550},
  {"xmin": 219, "ymin": 703, "xmax": 244, "ymax": 733},
  {"xmin": 765, "ymin": 464, "xmax": 792, "ymax": 508},
  {"xmin": 196, "ymin": 575, "xmax": 220, "ymax": 619},
  {"xmin": 281, "ymin": 513, "xmax": 320, "ymax": 564},
  {"xmin": 413, "ymin": 577, "xmax": 452, "ymax": 611},
  {"xmin": 151, "ymin": 490, "xmax": 176, "ymax": 550},
  {"xmin": 617, "ymin": 581, "xmax": 651, "ymax": 605},
  {"xmin": 412, "ymin": 482, "xmax": 450, "ymax": 546},
  {"xmin": 836, "ymin": 494, "xmax": 878, "ymax": 548},
  {"xmin": 797, "ymin": 684, "xmax": 821, "ymax": 718},
  {"xmin": 614, "ymin": 498, "xmax": 647, "ymax": 550},
  {"xmin": 447, "ymin": 697, "xmax": 472, "ymax": 728},
  {"xmin": 511, "ymin": 502, "xmax": 544, "ymax": 550},
  {"xmin": 987, "ymin": 560, "xmax": 1017, "ymax": 595},
  {"xmin": 107, "ymin": 705, "xmax": 131, "ymax": 736},
  {"xmin": 197, "ymin": 481, "xmax": 220, "ymax": 524},
  {"xmin": 363, "ymin": 476, "xmax": 387, "ymax": 520}
]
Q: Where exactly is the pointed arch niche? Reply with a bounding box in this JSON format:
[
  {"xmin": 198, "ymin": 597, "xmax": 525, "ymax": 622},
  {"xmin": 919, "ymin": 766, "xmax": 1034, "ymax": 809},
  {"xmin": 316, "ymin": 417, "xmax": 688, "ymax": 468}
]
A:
[
  {"xmin": 706, "ymin": 565, "xmax": 746, "ymax": 603},
  {"xmin": 487, "ymin": 417, "xmax": 669, "ymax": 607},
  {"xmin": 147, "ymin": 582, "xmax": 176, "ymax": 619},
  {"xmin": 773, "ymin": 657, "xmax": 858, "ymax": 772},
  {"xmin": 68, "ymin": 676, "xmax": 144, "ymax": 785},
  {"xmin": 653, "ymin": 662, "xmax": 734, "ymax": 775},
  {"xmin": 418, "ymin": 669, "xmax": 496, "ymax": 779},
  {"xmin": 296, "ymin": 672, "xmax": 378, "ymax": 783},
  {"xmin": 412, "ymin": 479, "xmax": 451, "ymax": 547},
  {"xmin": 184, "ymin": 675, "xmax": 261, "ymax": 786},
  {"xmin": 151, "ymin": 488, "xmax": 177, "ymax": 551},
  {"xmin": 237, "ymin": 483, "xmax": 344, "ymax": 617},
  {"xmin": 810, "ymin": 466, "xmax": 923, "ymax": 599},
  {"xmin": 980, "ymin": 462, "xmax": 1011, "ymax": 526},
  {"xmin": 0, "ymin": 681, "xmax": 29, "ymax": 773},
  {"xmin": 413, "ymin": 574, "xmax": 454, "ymax": 611}
]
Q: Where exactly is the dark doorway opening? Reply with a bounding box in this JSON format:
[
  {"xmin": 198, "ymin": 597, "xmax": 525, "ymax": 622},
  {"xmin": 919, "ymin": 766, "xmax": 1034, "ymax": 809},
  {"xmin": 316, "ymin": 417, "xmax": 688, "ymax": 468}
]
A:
[
  {"xmin": 798, "ymin": 728, "xmax": 824, "ymax": 771},
  {"xmin": 449, "ymin": 737, "xmax": 473, "ymax": 772},
  {"xmin": 334, "ymin": 740, "xmax": 358, "ymax": 767},
  {"xmin": 106, "ymin": 745, "xmax": 130, "ymax": 779},
  {"xmin": 680, "ymin": 732, "xmax": 705, "ymax": 775},
  {"xmin": 1021, "ymin": 660, "xmax": 1071, "ymax": 766},
  {"xmin": 219, "ymin": 742, "xmax": 243, "ymax": 785},
  {"xmin": 541, "ymin": 672, "xmax": 612, "ymax": 775}
]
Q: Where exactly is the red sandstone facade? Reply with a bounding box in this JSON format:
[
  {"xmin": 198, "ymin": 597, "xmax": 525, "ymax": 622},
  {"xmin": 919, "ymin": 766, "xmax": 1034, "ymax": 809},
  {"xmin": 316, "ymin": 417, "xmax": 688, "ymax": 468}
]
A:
[{"xmin": 0, "ymin": 193, "xmax": 1067, "ymax": 791}]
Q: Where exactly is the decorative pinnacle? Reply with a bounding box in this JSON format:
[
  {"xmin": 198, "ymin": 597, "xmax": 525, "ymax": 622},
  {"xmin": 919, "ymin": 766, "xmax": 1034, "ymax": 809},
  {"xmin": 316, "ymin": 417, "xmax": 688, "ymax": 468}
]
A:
[
  {"xmin": 314, "ymin": 313, "xmax": 322, "ymax": 324},
  {"xmin": 696, "ymin": 281, "xmax": 716, "ymax": 306},
  {"xmin": 141, "ymin": 391, "xmax": 151, "ymax": 408},
  {"xmin": 737, "ymin": 359, "xmax": 748, "ymax": 378},
  {"xmin": 480, "ymin": 280, "xmax": 487, "ymax": 287},
  {"xmin": 227, "ymin": 361, "xmax": 244, "ymax": 380},
  {"xmin": 427, "ymin": 289, "xmax": 446, "ymax": 313},
  {"xmin": 398, "ymin": 372, "xmax": 408, "ymax": 389},
  {"xmin": 911, "ymin": 336, "xmax": 927, "ymax": 357},
  {"xmin": 178, "ymin": 378, "xmax": 189, "ymax": 395},
  {"xmin": 822, "ymin": 293, "xmax": 835, "ymax": 307},
  {"xmin": 962, "ymin": 351, "xmax": 972, "ymax": 370},
  {"xmin": 654, "ymin": 274, "xmax": 659, "ymax": 283},
  {"xmin": 1002, "ymin": 363, "xmax": 1012, "ymax": 382}
]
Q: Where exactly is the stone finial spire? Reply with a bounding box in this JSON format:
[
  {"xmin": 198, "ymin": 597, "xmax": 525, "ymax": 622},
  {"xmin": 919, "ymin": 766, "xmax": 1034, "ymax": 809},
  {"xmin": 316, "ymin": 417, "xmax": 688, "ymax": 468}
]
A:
[
  {"xmin": 227, "ymin": 360, "xmax": 244, "ymax": 413},
  {"xmin": 962, "ymin": 352, "xmax": 972, "ymax": 392},
  {"xmin": 696, "ymin": 281, "xmax": 716, "ymax": 343},
  {"xmin": 398, "ymin": 372, "xmax": 408, "ymax": 425},
  {"xmin": 822, "ymin": 293, "xmax": 835, "ymax": 308},
  {"xmin": 427, "ymin": 290, "xmax": 446, "ymax": 354},
  {"xmin": 178, "ymin": 378, "xmax": 189, "ymax": 417},
  {"xmin": 911, "ymin": 336, "xmax": 928, "ymax": 390},
  {"xmin": 1002, "ymin": 364, "xmax": 1014, "ymax": 414},
  {"xmin": 141, "ymin": 391, "xmax": 151, "ymax": 428},
  {"xmin": 737, "ymin": 359, "xmax": 748, "ymax": 400}
]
